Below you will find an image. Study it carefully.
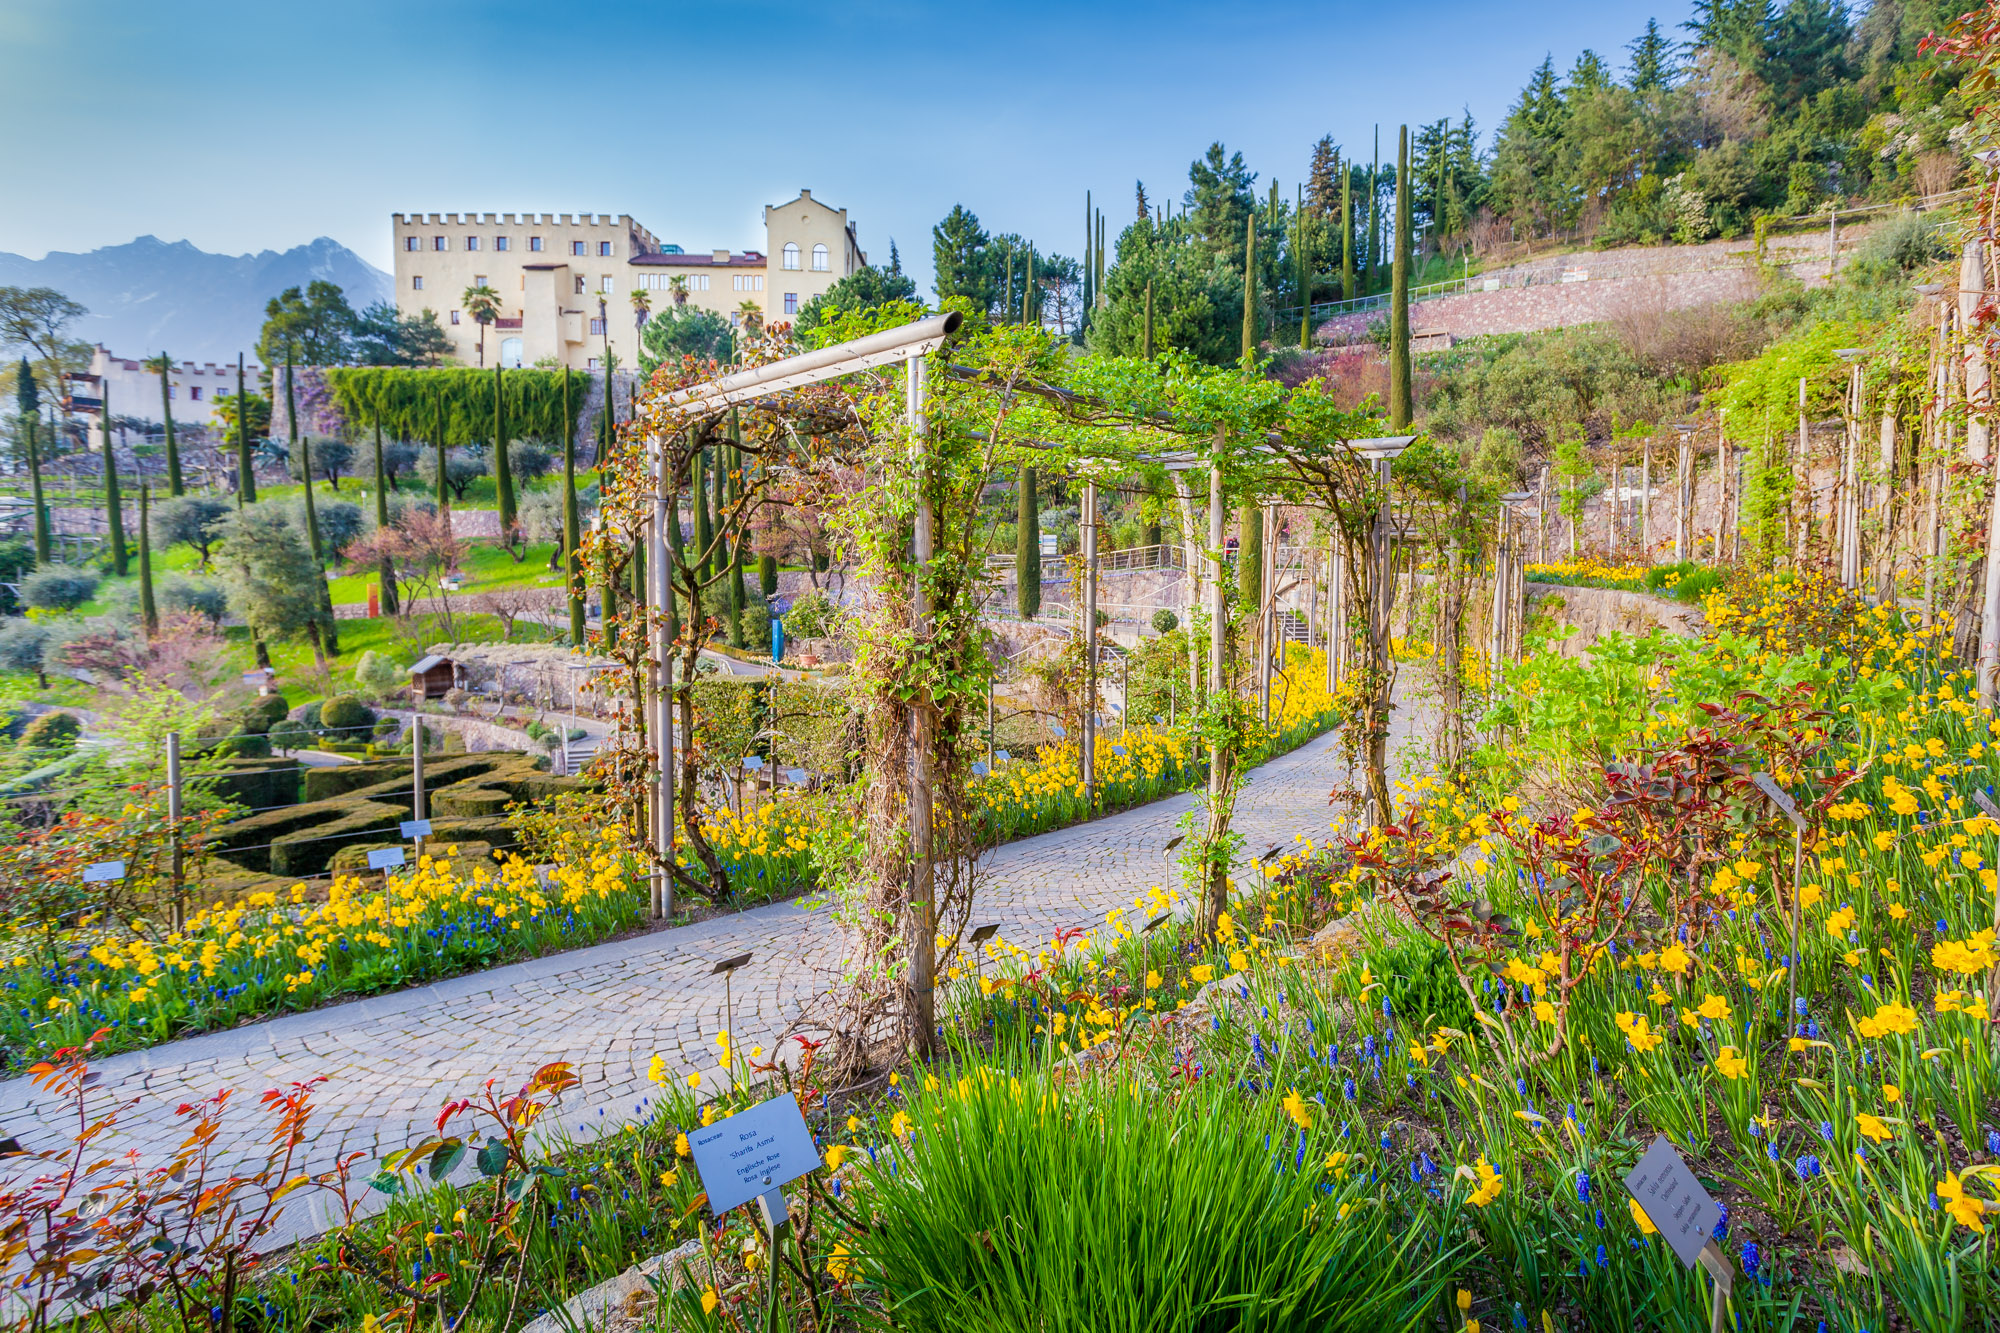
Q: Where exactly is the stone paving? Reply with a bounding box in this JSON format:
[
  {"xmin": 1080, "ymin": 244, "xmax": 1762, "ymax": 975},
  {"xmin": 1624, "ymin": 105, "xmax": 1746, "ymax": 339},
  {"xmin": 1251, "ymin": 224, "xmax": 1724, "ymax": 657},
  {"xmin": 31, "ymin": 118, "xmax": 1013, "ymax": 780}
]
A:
[{"xmin": 0, "ymin": 725, "xmax": 1367, "ymax": 1238}]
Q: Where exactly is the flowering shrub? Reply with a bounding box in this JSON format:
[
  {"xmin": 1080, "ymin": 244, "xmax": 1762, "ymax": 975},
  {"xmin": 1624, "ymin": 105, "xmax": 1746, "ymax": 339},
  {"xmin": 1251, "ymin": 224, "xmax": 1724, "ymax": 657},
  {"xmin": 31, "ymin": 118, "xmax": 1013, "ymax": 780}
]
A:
[{"xmin": 2, "ymin": 835, "xmax": 645, "ymax": 1059}]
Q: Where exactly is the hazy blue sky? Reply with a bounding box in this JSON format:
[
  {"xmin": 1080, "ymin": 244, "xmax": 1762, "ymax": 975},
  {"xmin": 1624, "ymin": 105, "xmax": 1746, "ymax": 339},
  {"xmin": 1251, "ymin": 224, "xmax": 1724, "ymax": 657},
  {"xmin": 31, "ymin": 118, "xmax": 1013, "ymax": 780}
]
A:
[{"xmin": 3, "ymin": 0, "xmax": 1673, "ymax": 292}]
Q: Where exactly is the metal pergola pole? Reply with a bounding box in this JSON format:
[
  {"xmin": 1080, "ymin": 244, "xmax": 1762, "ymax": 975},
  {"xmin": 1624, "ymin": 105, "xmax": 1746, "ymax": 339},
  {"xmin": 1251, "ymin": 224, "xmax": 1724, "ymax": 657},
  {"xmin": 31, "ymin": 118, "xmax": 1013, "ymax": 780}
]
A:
[
  {"xmin": 1081, "ymin": 477, "xmax": 1098, "ymax": 800},
  {"xmin": 650, "ymin": 434, "xmax": 673, "ymax": 920}
]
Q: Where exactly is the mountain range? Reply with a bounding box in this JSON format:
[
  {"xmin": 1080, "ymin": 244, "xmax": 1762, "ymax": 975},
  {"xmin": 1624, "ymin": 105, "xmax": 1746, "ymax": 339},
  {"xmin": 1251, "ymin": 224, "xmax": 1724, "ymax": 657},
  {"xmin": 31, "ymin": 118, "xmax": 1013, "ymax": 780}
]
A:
[{"xmin": 0, "ymin": 235, "xmax": 392, "ymax": 365}]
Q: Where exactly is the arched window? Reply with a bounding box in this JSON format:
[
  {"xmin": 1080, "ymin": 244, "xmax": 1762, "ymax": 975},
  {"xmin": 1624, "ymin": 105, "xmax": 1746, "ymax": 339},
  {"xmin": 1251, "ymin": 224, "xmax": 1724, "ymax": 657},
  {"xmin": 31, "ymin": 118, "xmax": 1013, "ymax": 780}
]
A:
[
  {"xmin": 810, "ymin": 243, "xmax": 829, "ymax": 272},
  {"xmin": 782, "ymin": 242, "xmax": 801, "ymax": 271}
]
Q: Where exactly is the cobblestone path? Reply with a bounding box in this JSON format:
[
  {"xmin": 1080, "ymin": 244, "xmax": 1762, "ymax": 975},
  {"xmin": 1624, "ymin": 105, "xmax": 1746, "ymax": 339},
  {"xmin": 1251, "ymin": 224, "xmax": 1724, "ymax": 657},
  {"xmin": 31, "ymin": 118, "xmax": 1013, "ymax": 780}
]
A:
[{"xmin": 0, "ymin": 726, "xmax": 1364, "ymax": 1237}]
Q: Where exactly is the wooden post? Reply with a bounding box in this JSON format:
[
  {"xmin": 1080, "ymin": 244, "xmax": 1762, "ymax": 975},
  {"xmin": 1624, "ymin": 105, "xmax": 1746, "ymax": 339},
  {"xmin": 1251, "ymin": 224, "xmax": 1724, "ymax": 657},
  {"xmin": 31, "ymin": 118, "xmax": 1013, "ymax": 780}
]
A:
[
  {"xmin": 650, "ymin": 434, "xmax": 672, "ymax": 920},
  {"xmin": 1675, "ymin": 431, "xmax": 1693, "ymax": 561},
  {"xmin": 1258, "ymin": 503, "xmax": 1275, "ymax": 724},
  {"xmin": 166, "ymin": 732, "xmax": 185, "ymax": 932},
  {"xmin": 1640, "ymin": 438, "xmax": 1652, "ymax": 558},
  {"xmin": 1795, "ymin": 377, "xmax": 1811, "ymax": 567},
  {"xmin": 1535, "ymin": 464, "xmax": 1550, "ymax": 562}
]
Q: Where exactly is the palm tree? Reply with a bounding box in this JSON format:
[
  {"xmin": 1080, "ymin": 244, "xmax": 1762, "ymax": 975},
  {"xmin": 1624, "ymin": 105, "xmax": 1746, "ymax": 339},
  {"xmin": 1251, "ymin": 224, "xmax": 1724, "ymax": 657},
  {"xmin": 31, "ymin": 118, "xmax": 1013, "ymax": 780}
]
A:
[
  {"xmin": 737, "ymin": 300, "xmax": 764, "ymax": 337},
  {"xmin": 631, "ymin": 286, "xmax": 652, "ymax": 356},
  {"xmin": 669, "ymin": 276, "xmax": 689, "ymax": 308},
  {"xmin": 461, "ymin": 284, "xmax": 501, "ymax": 367}
]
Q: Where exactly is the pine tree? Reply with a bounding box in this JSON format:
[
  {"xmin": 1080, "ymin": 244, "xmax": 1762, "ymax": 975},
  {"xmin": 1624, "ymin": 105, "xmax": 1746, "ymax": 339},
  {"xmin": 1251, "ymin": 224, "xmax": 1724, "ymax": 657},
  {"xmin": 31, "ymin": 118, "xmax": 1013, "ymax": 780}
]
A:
[
  {"xmin": 234, "ymin": 354, "xmax": 256, "ymax": 505},
  {"xmin": 931, "ymin": 204, "xmax": 994, "ymax": 311},
  {"xmin": 1628, "ymin": 17, "xmax": 1674, "ymax": 89},
  {"xmin": 17, "ymin": 358, "xmax": 49, "ymax": 562},
  {"xmin": 372, "ymin": 409, "xmax": 399, "ymax": 615},
  {"xmin": 1390, "ymin": 125, "xmax": 1414, "ymax": 429},
  {"xmin": 1016, "ymin": 465, "xmax": 1040, "ymax": 619},
  {"xmin": 493, "ymin": 361, "xmax": 517, "ymax": 539},
  {"xmin": 137, "ymin": 484, "xmax": 158, "ymax": 637},
  {"xmin": 562, "ymin": 369, "xmax": 584, "ymax": 643},
  {"xmin": 154, "ymin": 351, "xmax": 183, "ymax": 496},
  {"xmin": 101, "ymin": 377, "xmax": 128, "ymax": 576},
  {"xmin": 1135, "ymin": 180, "xmax": 1150, "ymax": 220},
  {"xmin": 1305, "ymin": 136, "xmax": 1341, "ymax": 219}
]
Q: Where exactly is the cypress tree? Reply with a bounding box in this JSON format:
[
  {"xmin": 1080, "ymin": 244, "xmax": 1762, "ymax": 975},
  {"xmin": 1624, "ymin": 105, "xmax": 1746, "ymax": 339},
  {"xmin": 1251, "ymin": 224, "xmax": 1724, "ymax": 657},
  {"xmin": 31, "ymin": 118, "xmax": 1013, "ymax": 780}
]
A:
[
  {"xmin": 1082, "ymin": 190, "xmax": 1094, "ymax": 324},
  {"xmin": 234, "ymin": 354, "xmax": 256, "ymax": 505},
  {"xmin": 1237, "ymin": 503, "xmax": 1262, "ymax": 607},
  {"xmin": 372, "ymin": 409, "xmax": 399, "ymax": 615},
  {"xmin": 1142, "ymin": 281, "xmax": 1155, "ymax": 360},
  {"xmin": 726, "ymin": 414, "xmax": 746, "ymax": 649},
  {"xmin": 664, "ymin": 433, "xmax": 684, "ymax": 653},
  {"xmin": 1016, "ymin": 465, "xmax": 1040, "ymax": 619},
  {"xmin": 1341, "ymin": 167, "xmax": 1355, "ymax": 302},
  {"xmin": 1297, "ymin": 184, "xmax": 1312, "ymax": 348},
  {"xmin": 493, "ymin": 361, "xmax": 517, "ymax": 539},
  {"xmin": 1365, "ymin": 126, "xmax": 1380, "ymax": 295},
  {"xmin": 137, "ymin": 484, "xmax": 158, "ymax": 637},
  {"xmin": 157, "ymin": 352, "xmax": 183, "ymax": 496},
  {"xmin": 17, "ymin": 358, "xmax": 49, "ymax": 562},
  {"xmin": 692, "ymin": 445, "xmax": 712, "ymax": 581},
  {"xmin": 562, "ymin": 369, "xmax": 585, "ymax": 643},
  {"xmin": 101, "ymin": 377, "xmax": 128, "ymax": 576},
  {"xmin": 1390, "ymin": 124, "xmax": 1413, "ymax": 429},
  {"xmin": 759, "ymin": 553, "xmax": 777, "ymax": 598},
  {"xmin": 432, "ymin": 386, "xmax": 449, "ymax": 512},
  {"xmin": 1240, "ymin": 215, "xmax": 1257, "ymax": 359},
  {"xmin": 289, "ymin": 349, "xmax": 338, "ymax": 654}
]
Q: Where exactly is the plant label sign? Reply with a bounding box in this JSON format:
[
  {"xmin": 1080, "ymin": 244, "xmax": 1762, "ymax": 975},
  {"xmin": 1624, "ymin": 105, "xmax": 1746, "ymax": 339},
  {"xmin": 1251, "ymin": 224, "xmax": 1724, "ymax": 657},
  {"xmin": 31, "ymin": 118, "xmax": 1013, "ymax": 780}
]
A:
[
  {"xmin": 401, "ymin": 819, "xmax": 433, "ymax": 839},
  {"xmin": 689, "ymin": 1092, "xmax": 821, "ymax": 1216},
  {"xmin": 367, "ymin": 848, "xmax": 406, "ymax": 871},
  {"xmin": 1974, "ymin": 788, "xmax": 2000, "ymax": 822},
  {"xmin": 1623, "ymin": 1135, "xmax": 1723, "ymax": 1268},
  {"xmin": 1751, "ymin": 772, "xmax": 1807, "ymax": 831},
  {"xmin": 82, "ymin": 860, "xmax": 125, "ymax": 883}
]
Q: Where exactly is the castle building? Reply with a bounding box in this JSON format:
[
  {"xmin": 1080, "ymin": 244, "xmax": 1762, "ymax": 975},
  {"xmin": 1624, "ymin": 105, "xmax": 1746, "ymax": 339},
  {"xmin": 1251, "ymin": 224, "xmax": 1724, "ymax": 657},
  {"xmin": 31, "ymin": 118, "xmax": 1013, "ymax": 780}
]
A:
[
  {"xmin": 389, "ymin": 190, "xmax": 864, "ymax": 371},
  {"xmin": 67, "ymin": 347, "xmax": 262, "ymax": 448}
]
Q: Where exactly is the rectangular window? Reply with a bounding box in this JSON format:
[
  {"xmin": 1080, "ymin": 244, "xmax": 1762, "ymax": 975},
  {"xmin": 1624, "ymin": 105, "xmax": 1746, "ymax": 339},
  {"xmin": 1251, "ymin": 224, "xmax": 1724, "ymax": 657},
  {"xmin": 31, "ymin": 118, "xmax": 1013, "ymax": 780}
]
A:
[
  {"xmin": 465, "ymin": 236, "xmax": 479, "ymax": 251},
  {"xmin": 697, "ymin": 275, "xmax": 710, "ymax": 290},
  {"xmin": 586, "ymin": 357, "xmax": 600, "ymax": 370},
  {"xmin": 473, "ymin": 274, "xmax": 487, "ymax": 287},
  {"xmin": 783, "ymin": 292, "xmax": 798, "ymax": 315},
  {"xmin": 167, "ymin": 385, "xmax": 177, "ymax": 399},
  {"xmin": 600, "ymin": 275, "xmax": 614, "ymax": 293},
  {"xmin": 189, "ymin": 386, "xmax": 202, "ymax": 401},
  {"xmin": 530, "ymin": 236, "xmax": 543, "ymax": 252},
  {"xmin": 494, "ymin": 236, "xmax": 509, "ymax": 251},
  {"xmin": 412, "ymin": 275, "xmax": 424, "ymax": 290},
  {"xmin": 404, "ymin": 236, "xmax": 419, "ymax": 252},
  {"xmin": 599, "ymin": 241, "xmax": 613, "ymax": 256},
  {"xmin": 450, "ymin": 310, "xmax": 461, "ymax": 324},
  {"xmin": 574, "ymin": 276, "xmax": 586, "ymax": 294},
  {"xmin": 571, "ymin": 241, "xmax": 586, "ymax": 256},
  {"xmin": 432, "ymin": 236, "xmax": 446, "ymax": 251},
  {"xmin": 588, "ymin": 318, "xmax": 605, "ymax": 335}
]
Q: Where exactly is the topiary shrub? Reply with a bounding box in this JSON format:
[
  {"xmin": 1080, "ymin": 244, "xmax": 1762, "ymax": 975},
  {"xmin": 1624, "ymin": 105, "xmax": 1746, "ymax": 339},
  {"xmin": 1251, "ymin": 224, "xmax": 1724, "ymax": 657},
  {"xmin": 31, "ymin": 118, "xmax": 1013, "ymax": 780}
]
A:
[
  {"xmin": 240, "ymin": 694, "xmax": 290, "ymax": 734},
  {"xmin": 21, "ymin": 568, "xmax": 99, "ymax": 612},
  {"xmin": 219, "ymin": 731, "xmax": 272, "ymax": 759},
  {"xmin": 268, "ymin": 720, "xmax": 315, "ymax": 755},
  {"xmin": 354, "ymin": 650, "xmax": 404, "ymax": 699},
  {"xmin": 1151, "ymin": 608, "xmax": 1179, "ymax": 633},
  {"xmin": 20, "ymin": 711, "xmax": 81, "ymax": 753},
  {"xmin": 318, "ymin": 693, "xmax": 377, "ymax": 740}
]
